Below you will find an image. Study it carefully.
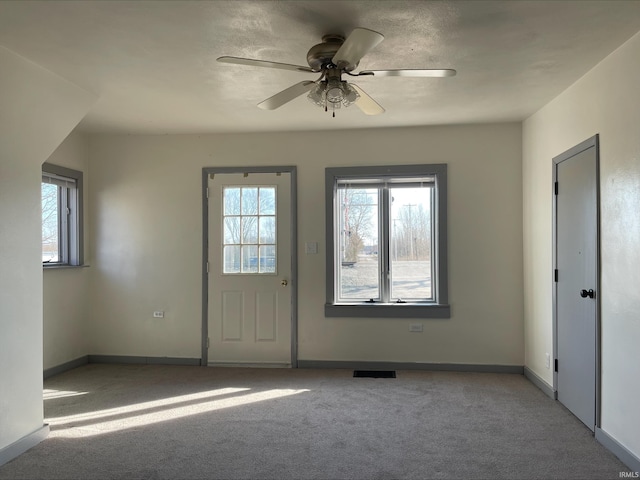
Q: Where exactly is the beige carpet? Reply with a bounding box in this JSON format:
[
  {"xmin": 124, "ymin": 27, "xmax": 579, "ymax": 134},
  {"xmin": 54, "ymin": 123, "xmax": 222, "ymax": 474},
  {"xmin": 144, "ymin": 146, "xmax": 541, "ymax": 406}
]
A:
[{"xmin": 0, "ymin": 364, "xmax": 630, "ymax": 479}]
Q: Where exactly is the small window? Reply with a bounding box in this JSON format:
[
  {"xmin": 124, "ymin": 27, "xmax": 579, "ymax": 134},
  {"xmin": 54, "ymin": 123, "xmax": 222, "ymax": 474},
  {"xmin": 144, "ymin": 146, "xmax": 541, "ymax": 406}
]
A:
[
  {"xmin": 42, "ymin": 163, "xmax": 83, "ymax": 267},
  {"xmin": 222, "ymin": 186, "xmax": 277, "ymax": 274},
  {"xmin": 325, "ymin": 164, "xmax": 450, "ymax": 318}
]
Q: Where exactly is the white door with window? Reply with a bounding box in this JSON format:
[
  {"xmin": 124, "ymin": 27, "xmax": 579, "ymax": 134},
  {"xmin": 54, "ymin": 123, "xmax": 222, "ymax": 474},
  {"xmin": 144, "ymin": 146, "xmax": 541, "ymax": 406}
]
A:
[{"xmin": 207, "ymin": 172, "xmax": 292, "ymax": 366}]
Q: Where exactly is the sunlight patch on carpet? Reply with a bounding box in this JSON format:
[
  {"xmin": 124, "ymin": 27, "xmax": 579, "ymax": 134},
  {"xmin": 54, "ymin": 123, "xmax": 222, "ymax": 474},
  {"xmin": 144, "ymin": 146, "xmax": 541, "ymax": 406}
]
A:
[
  {"xmin": 44, "ymin": 389, "xmax": 89, "ymax": 400},
  {"xmin": 48, "ymin": 388, "xmax": 310, "ymax": 438}
]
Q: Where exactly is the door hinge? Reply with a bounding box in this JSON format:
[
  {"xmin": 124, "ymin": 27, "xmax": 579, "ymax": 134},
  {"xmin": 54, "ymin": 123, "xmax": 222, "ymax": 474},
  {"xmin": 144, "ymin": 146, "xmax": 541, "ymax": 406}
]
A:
[
  {"xmin": 554, "ymin": 269, "xmax": 558, "ymax": 282},
  {"xmin": 554, "ymin": 181, "xmax": 558, "ymax": 195},
  {"xmin": 206, "ymin": 187, "xmax": 209, "ymax": 199},
  {"xmin": 206, "ymin": 261, "xmax": 209, "ymax": 274},
  {"xmin": 207, "ymin": 337, "xmax": 210, "ymax": 349},
  {"xmin": 554, "ymin": 359, "xmax": 558, "ymax": 372}
]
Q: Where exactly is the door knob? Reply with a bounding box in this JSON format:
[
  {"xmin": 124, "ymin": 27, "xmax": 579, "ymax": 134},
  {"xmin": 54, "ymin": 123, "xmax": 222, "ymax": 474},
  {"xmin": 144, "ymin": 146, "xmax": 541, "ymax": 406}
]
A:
[
  {"xmin": 281, "ymin": 279, "xmax": 288, "ymax": 287},
  {"xmin": 580, "ymin": 289, "xmax": 595, "ymax": 299}
]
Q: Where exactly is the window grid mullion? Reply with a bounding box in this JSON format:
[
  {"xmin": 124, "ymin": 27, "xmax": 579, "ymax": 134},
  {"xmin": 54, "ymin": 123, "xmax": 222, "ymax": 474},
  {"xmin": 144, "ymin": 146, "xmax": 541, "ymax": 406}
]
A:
[
  {"xmin": 65, "ymin": 188, "xmax": 72, "ymax": 264},
  {"xmin": 380, "ymin": 186, "xmax": 390, "ymax": 303},
  {"xmin": 430, "ymin": 186, "xmax": 437, "ymax": 303},
  {"xmin": 55, "ymin": 187, "xmax": 63, "ymax": 263},
  {"xmin": 59, "ymin": 186, "xmax": 69, "ymax": 264}
]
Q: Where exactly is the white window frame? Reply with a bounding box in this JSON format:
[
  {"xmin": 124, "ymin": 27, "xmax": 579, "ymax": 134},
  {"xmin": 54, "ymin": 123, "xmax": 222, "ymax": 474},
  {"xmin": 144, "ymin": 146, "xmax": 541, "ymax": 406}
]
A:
[
  {"xmin": 325, "ymin": 164, "xmax": 450, "ymax": 318},
  {"xmin": 42, "ymin": 163, "xmax": 84, "ymax": 267}
]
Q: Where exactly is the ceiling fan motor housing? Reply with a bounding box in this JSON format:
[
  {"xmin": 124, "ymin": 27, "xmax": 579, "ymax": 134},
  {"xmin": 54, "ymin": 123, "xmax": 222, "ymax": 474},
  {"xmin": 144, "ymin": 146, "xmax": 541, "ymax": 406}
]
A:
[{"xmin": 306, "ymin": 34, "xmax": 357, "ymax": 71}]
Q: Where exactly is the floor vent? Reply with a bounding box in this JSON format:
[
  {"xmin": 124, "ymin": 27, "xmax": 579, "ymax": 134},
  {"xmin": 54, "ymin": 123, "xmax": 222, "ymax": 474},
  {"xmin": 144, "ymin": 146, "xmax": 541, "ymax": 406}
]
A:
[{"xmin": 353, "ymin": 370, "xmax": 396, "ymax": 378}]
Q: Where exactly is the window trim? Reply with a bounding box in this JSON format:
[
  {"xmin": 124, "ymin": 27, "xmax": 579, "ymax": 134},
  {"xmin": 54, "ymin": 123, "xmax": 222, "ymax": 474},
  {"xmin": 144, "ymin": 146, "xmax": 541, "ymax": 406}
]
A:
[
  {"xmin": 325, "ymin": 164, "xmax": 450, "ymax": 318},
  {"xmin": 42, "ymin": 162, "xmax": 84, "ymax": 268}
]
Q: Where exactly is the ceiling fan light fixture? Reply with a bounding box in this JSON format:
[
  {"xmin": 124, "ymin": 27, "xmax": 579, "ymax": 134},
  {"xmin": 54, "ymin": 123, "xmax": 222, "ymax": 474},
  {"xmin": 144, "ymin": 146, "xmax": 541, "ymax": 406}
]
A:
[
  {"xmin": 325, "ymin": 77, "xmax": 344, "ymax": 104},
  {"xmin": 344, "ymin": 84, "xmax": 359, "ymax": 104},
  {"xmin": 307, "ymin": 83, "xmax": 326, "ymax": 107},
  {"xmin": 307, "ymin": 79, "xmax": 359, "ymax": 112}
]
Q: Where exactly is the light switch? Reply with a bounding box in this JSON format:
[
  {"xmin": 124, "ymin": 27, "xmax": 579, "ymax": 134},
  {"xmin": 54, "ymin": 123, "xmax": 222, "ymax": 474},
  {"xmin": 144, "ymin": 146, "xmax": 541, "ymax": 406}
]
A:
[{"xmin": 305, "ymin": 242, "xmax": 318, "ymax": 254}]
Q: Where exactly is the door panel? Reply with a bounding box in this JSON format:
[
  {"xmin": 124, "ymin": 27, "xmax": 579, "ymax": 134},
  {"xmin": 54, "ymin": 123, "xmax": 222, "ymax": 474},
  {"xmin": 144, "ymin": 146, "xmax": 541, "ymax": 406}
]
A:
[
  {"xmin": 221, "ymin": 291, "xmax": 243, "ymax": 341},
  {"xmin": 256, "ymin": 291, "xmax": 277, "ymax": 341},
  {"xmin": 555, "ymin": 141, "xmax": 598, "ymax": 431},
  {"xmin": 208, "ymin": 172, "xmax": 292, "ymax": 366}
]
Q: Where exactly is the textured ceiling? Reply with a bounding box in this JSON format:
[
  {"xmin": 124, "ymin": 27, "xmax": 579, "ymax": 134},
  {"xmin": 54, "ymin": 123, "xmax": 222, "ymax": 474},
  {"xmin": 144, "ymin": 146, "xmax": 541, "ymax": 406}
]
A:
[{"xmin": 1, "ymin": 0, "xmax": 640, "ymax": 134}]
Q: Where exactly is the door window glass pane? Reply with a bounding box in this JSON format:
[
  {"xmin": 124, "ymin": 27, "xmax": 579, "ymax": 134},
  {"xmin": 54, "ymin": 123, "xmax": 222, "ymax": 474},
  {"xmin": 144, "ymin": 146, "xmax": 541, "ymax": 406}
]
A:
[
  {"xmin": 259, "ymin": 216, "xmax": 276, "ymax": 244},
  {"xmin": 259, "ymin": 187, "xmax": 276, "ymax": 215},
  {"xmin": 224, "ymin": 188, "xmax": 241, "ymax": 215},
  {"xmin": 224, "ymin": 217, "xmax": 240, "ymax": 244},
  {"xmin": 222, "ymin": 186, "xmax": 277, "ymax": 274},
  {"xmin": 224, "ymin": 245, "xmax": 241, "ymax": 273},
  {"xmin": 259, "ymin": 245, "xmax": 276, "ymax": 273},
  {"xmin": 242, "ymin": 245, "xmax": 258, "ymax": 273},
  {"xmin": 241, "ymin": 188, "xmax": 258, "ymax": 215},
  {"xmin": 241, "ymin": 216, "xmax": 258, "ymax": 244}
]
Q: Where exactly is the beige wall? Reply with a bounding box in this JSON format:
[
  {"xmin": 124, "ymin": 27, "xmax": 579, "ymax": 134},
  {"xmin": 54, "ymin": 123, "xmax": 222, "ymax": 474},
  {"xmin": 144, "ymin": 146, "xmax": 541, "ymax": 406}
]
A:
[
  {"xmin": 88, "ymin": 123, "xmax": 524, "ymax": 366},
  {"xmin": 523, "ymin": 31, "xmax": 640, "ymax": 459},
  {"xmin": 43, "ymin": 131, "xmax": 91, "ymax": 370},
  {"xmin": 0, "ymin": 46, "xmax": 94, "ymax": 456}
]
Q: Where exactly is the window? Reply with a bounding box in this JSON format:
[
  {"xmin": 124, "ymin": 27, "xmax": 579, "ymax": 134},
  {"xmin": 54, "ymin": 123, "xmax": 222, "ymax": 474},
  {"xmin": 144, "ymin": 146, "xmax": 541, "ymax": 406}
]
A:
[
  {"xmin": 222, "ymin": 186, "xmax": 277, "ymax": 274},
  {"xmin": 42, "ymin": 163, "xmax": 83, "ymax": 267},
  {"xmin": 325, "ymin": 164, "xmax": 449, "ymax": 318}
]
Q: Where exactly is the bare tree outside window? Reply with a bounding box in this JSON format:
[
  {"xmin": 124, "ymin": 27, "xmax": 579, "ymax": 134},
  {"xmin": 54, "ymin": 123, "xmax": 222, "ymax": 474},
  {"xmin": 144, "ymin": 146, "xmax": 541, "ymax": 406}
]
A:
[
  {"xmin": 338, "ymin": 188, "xmax": 377, "ymax": 263},
  {"xmin": 337, "ymin": 187, "xmax": 378, "ymax": 299}
]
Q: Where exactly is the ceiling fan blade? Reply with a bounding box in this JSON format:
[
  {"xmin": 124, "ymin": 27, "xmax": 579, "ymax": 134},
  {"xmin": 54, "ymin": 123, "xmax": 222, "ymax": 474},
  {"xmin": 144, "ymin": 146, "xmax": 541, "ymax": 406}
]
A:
[
  {"xmin": 351, "ymin": 83, "xmax": 385, "ymax": 116},
  {"xmin": 217, "ymin": 56, "xmax": 315, "ymax": 73},
  {"xmin": 359, "ymin": 69, "xmax": 457, "ymax": 77},
  {"xmin": 257, "ymin": 81, "xmax": 316, "ymax": 110},
  {"xmin": 332, "ymin": 28, "xmax": 384, "ymax": 71}
]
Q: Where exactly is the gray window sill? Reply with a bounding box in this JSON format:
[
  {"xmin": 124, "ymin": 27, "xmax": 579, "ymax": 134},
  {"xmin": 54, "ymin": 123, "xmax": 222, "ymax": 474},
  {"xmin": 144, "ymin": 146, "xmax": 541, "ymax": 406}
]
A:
[
  {"xmin": 43, "ymin": 264, "xmax": 90, "ymax": 270},
  {"xmin": 325, "ymin": 303, "xmax": 451, "ymax": 319}
]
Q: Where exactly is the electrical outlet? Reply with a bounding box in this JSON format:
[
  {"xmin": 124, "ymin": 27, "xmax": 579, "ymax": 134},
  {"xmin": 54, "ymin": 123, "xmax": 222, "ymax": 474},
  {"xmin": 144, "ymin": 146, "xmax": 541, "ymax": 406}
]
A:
[
  {"xmin": 545, "ymin": 353, "xmax": 551, "ymax": 369},
  {"xmin": 409, "ymin": 323, "xmax": 423, "ymax": 333},
  {"xmin": 153, "ymin": 311, "xmax": 164, "ymax": 318}
]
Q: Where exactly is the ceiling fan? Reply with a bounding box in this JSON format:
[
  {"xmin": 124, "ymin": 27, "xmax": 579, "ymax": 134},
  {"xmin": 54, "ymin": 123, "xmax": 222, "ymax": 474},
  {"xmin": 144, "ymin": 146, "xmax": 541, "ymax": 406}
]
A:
[{"xmin": 217, "ymin": 27, "xmax": 456, "ymax": 117}]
